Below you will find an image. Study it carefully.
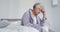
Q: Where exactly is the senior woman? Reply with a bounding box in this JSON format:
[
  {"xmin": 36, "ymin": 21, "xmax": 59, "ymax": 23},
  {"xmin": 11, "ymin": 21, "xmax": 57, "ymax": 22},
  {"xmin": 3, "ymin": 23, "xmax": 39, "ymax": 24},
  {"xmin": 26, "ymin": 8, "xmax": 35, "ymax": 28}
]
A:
[{"xmin": 21, "ymin": 3, "xmax": 47, "ymax": 32}]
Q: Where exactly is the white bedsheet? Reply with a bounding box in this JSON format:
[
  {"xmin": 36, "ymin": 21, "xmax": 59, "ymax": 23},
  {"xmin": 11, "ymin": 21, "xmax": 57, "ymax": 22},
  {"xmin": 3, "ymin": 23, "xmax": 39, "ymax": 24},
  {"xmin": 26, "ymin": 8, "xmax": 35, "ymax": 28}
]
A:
[{"xmin": 0, "ymin": 21, "xmax": 39, "ymax": 32}]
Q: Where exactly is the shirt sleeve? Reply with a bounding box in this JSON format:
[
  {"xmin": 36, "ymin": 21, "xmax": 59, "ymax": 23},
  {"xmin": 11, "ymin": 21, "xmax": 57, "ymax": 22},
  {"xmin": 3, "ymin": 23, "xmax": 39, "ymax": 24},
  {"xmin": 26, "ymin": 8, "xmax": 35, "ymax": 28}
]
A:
[{"xmin": 40, "ymin": 17, "xmax": 47, "ymax": 26}]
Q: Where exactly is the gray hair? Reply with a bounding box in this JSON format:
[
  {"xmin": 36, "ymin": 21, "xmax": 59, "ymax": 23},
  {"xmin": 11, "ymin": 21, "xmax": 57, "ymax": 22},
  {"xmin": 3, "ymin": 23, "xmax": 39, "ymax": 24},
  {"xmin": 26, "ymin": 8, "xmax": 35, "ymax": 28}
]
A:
[{"xmin": 33, "ymin": 3, "xmax": 43, "ymax": 9}]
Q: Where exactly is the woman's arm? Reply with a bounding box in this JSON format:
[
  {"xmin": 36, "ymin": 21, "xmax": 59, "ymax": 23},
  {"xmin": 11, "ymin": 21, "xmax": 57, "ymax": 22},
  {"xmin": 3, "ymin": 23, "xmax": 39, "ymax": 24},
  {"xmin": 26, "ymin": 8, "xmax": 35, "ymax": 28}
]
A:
[{"xmin": 41, "ymin": 6, "xmax": 47, "ymax": 21}]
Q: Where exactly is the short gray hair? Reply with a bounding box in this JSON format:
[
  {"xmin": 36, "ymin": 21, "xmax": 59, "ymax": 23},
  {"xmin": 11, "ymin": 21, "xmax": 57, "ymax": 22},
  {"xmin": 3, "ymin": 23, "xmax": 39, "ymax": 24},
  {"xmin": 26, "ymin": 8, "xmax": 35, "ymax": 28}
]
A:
[{"xmin": 33, "ymin": 3, "xmax": 43, "ymax": 9}]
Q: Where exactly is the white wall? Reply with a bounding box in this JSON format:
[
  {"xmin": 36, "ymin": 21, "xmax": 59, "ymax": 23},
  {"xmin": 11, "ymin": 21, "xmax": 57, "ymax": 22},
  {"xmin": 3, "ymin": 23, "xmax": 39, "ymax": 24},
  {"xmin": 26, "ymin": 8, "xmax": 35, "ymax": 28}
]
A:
[
  {"xmin": 37, "ymin": 0, "xmax": 60, "ymax": 32},
  {"xmin": 19, "ymin": 0, "xmax": 36, "ymax": 19},
  {"xmin": 0, "ymin": 0, "xmax": 9, "ymax": 19},
  {"xmin": 8, "ymin": 0, "xmax": 20, "ymax": 19},
  {"xmin": 0, "ymin": 0, "xmax": 60, "ymax": 32}
]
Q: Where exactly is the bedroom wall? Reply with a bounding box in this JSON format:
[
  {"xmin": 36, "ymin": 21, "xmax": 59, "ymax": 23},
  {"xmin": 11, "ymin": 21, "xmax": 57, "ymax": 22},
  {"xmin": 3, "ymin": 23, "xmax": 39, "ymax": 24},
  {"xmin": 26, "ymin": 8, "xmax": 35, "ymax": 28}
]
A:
[
  {"xmin": 0, "ymin": 0, "xmax": 60, "ymax": 32},
  {"xmin": 0, "ymin": 0, "xmax": 9, "ymax": 19},
  {"xmin": 37, "ymin": 0, "xmax": 60, "ymax": 32}
]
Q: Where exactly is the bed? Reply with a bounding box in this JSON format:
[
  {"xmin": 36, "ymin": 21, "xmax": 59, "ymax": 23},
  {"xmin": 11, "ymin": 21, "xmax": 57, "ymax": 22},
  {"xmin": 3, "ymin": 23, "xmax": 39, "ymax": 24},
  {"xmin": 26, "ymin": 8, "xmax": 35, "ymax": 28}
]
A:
[
  {"xmin": 0, "ymin": 19, "xmax": 55, "ymax": 32},
  {"xmin": 0, "ymin": 19, "xmax": 39, "ymax": 32}
]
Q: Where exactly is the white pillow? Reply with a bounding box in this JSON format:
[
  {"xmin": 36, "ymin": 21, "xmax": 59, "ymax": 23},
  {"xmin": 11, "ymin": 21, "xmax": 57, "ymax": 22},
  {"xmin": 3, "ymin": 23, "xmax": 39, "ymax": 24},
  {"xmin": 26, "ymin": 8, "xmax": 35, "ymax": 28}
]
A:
[{"xmin": 0, "ymin": 20, "xmax": 10, "ymax": 28}]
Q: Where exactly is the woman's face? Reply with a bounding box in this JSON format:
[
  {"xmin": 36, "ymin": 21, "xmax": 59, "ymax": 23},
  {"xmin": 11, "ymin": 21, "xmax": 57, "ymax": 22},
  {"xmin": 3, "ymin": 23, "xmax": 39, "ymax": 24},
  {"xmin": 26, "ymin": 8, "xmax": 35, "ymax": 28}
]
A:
[{"xmin": 34, "ymin": 7, "xmax": 42, "ymax": 15}]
